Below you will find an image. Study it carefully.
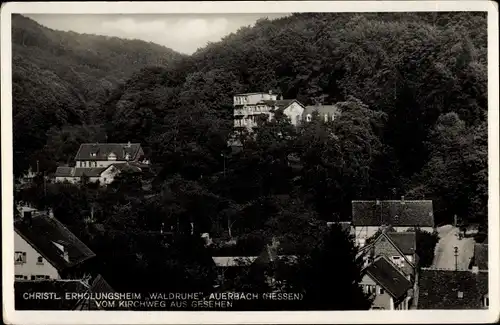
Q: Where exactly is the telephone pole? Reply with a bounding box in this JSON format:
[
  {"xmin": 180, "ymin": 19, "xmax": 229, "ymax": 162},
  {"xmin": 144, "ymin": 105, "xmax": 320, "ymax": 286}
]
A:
[{"xmin": 454, "ymin": 246, "xmax": 459, "ymax": 271}]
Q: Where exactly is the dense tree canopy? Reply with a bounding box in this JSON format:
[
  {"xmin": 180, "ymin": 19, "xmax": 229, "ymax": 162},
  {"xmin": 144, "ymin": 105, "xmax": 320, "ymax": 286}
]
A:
[{"xmin": 13, "ymin": 12, "xmax": 488, "ymax": 310}]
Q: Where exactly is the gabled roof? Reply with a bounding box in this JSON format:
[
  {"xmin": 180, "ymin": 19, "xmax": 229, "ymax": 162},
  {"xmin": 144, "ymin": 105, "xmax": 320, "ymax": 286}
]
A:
[
  {"xmin": 418, "ymin": 269, "xmax": 488, "ymax": 309},
  {"xmin": 352, "ymin": 200, "xmax": 434, "ymax": 227},
  {"xmin": 386, "ymin": 232, "xmax": 416, "ymax": 256},
  {"xmin": 14, "ymin": 214, "xmax": 96, "ymax": 271},
  {"xmin": 75, "ymin": 143, "xmax": 142, "ymax": 161},
  {"xmin": 259, "ymin": 99, "xmax": 304, "ymax": 110},
  {"xmin": 55, "ymin": 167, "xmax": 108, "ymax": 178},
  {"xmin": 15, "ymin": 280, "xmax": 89, "ymax": 310},
  {"xmin": 363, "ymin": 256, "xmax": 412, "ymax": 300},
  {"xmin": 303, "ymin": 104, "xmax": 341, "ymax": 118},
  {"xmin": 473, "ymin": 244, "xmax": 488, "ymax": 270}
]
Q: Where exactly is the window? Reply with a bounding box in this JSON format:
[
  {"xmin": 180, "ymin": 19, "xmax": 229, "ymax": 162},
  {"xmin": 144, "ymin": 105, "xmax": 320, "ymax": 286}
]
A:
[
  {"xmin": 378, "ymin": 286, "xmax": 385, "ymax": 295},
  {"xmin": 331, "ymin": 113, "xmax": 335, "ymax": 121},
  {"xmin": 82, "ymin": 161, "xmax": 86, "ymax": 167},
  {"xmin": 324, "ymin": 113, "xmax": 328, "ymax": 122},
  {"xmin": 91, "ymin": 152, "xmax": 97, "ymax": 157},
  {"xmin": 35, "ymin": 275, "xmax": 46, "ymax": 280},
  {"xmin": 45, "ymin": 275, "xmax": 50, "ymax": 279},
  {"xmin": 306, "ymin": 114, "xmax": 312, "ymax": 122},
  {"xmin": 15, "ymin": 275, "xmax": 24, "ymax": 280},
  {"xmin": 31, "ymin": 276, "xmax": 35, "ymax": 280},
  {"xmin": 15, "ymin": 252, "xmax": 26, "ymax": 264},
  {"xmin": 37, "ymin": 256, "xmax": 43, "ymax": 265}
]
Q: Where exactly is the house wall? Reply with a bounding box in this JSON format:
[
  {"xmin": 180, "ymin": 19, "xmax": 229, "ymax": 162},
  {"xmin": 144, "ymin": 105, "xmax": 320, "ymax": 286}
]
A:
[
  {"xmin": 234, "ymin": 94, "xmax": 277, "ymax": 106},
  {"xmin": 14, "ymin": 232, "xmax": 60, "ymax": 280},
  {"xmin": 373, "ymin": 236, "xmax": 415, "ymax": 279},
  {"xmin": 354, "ymin": 226, "xmax": 380, "ymax": 247},
  {"xmin": 98, "ymin": 166, "xmax": 119, "ymax": 185},
  {"xmin": 283, "ymin": 102, "xmax": 305, "ymax": 126},
  {"xmin": 77, "ymin": 160, "xmax": 129, "ymax": 168},
  {"xmin": 361, "ymin": 274, "xmax": 392, "ymax": 310}
]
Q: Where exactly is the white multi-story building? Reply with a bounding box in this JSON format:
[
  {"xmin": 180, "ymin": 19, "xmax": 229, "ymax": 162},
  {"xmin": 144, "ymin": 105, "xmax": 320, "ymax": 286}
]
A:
[{"xmin": 233, "ymin": 91, "xmax": 305, "ymax": 131}]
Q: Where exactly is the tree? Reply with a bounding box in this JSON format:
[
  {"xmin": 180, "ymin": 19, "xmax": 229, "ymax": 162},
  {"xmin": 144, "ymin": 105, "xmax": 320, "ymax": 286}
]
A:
[
  {"xmin": 407, "ymin": 228, "xmax": 439, "ymax": 268},
  {"xmin": 274, "ymin": 223, "xmax": 372, "ymax": 310}
]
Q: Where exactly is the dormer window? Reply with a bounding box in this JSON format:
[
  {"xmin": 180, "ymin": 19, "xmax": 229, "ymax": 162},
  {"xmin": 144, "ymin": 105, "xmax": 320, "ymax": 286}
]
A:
[
  {"xmin": 108, "ymin": 152, "xmax": 117, "ymax": 161},
  {"xmin": 91, "ymin": 152, "xmax": 97, "ymax": 157},
  {"xmin": 125, "ymin": 153, "xmax": 131, "ymax": 161},
  {"xmin": 306, "ymin": 114, "xmax": 312, "ymax": 122}
]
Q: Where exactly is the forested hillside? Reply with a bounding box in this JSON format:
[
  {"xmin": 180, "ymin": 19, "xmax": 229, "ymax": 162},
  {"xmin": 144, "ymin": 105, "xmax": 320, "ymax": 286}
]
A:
[
  {"xmin": 100, "ymin": 12, "xmax": 487, "ymax": 225},
  {"xmin": 12, "ymin": 14, "xmax": 186, "ymax": 175},
  {"xmin": 17, "ymin": 12, "xmax": 488, "ymax": 298}
]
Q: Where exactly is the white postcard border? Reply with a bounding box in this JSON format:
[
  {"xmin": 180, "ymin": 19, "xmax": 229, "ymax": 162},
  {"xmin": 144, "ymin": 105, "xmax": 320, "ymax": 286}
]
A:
[{"xmin": 1, "ymin": 1, "xmax": 499, "ymax": 324}]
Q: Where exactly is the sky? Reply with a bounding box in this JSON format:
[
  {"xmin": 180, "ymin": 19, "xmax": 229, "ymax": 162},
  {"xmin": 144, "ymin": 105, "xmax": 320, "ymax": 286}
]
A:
[{"xmin": 26, "ymin": 14, "xmax": 290, "ymax": 55}]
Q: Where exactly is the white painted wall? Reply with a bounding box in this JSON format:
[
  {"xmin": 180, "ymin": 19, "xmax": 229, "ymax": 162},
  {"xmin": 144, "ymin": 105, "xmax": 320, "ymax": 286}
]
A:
[
  {"xmin": 234, "ymin": 93, "xmax": 277, "ymax": 106},
  {"xmin": 14, "ymin": 232, "xmax": 60, "ymax": 280},
  {"xmin": 283, "ymin": 102, "xmax": 305, "ymax": 126},
  {"xmin": 354, "ymin": 226, "xmax": 380, "ymax": 247}
]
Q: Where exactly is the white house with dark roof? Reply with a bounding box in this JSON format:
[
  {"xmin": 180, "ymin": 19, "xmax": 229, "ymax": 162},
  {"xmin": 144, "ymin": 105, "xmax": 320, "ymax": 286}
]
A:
[
  {"xmin": 55, "ymin": 142, "xmax": 146, "ymax": 184},
  {"xmin": 233, "ymin": 91, "xmax": 305, "ymax": 130},
  {"xmin": 14, "ymin": 208, "xmax": 95, "ymax": 281},
  {"xmin": 352, "ymin": 197, "xmax": 435, "ymax": 247},
  {"xmin": 361, "ymin": 255, "xmax": 413, "ymax": 310},
  {"xmin": 302, "ymin": 103, "xmax": 341, "ymax": 123}
]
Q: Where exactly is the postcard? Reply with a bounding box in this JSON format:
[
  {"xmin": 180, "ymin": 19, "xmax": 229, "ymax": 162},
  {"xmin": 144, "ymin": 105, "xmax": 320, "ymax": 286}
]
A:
[{"xmin": 1, "ymin": 1, "xmax": 499, "ymax": 324}]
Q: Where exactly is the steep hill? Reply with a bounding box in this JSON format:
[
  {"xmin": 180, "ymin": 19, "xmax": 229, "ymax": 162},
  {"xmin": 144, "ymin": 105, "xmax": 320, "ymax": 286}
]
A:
[{"xmin": 12, "ymin": 14, "xmax": 185, "ymax": 175}]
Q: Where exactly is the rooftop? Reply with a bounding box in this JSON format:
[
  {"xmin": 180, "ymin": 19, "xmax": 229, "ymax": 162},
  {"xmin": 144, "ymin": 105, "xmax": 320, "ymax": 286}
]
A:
[
  {"xmin": 386, "ymin": 232, "xmax": 416, "ymax": 256},
  {"xmin": 363, "ymin": 255, "xmax": 412, "ymax": 300},
  {"xmin": 352, "ymin": 199, "xmax": 434, "ymax": 227},
  {"xmin": 418, "ymin": 269, "xmax": 488, "ymax": 309},
  {"xmin": 75, "ymin": 143, "xmax": 142, "ymax": 161},
  {"xmin": 303, "ymin": 104, "xmax": 341, "ymax": 117},
  {"xmin": 14, "ymin": 213, "xmax": 96, "ymax": 271}
]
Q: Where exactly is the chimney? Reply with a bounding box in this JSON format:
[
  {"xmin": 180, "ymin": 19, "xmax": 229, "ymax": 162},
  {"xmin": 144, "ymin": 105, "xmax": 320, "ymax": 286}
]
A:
[
  {"xmin": 457, "ymin": 291, "xmax": 464, "ymax": 299},
  {"xmin": 127, "ymin": 141, "xmax": 131, "ymax": 148},
  {"xmin": 401, "ymin": 196, "xmax": 405, "ymax": 205},
  {"xmin": 472, "ymin": 266, "xmax": 479, "ymax": 274},
  {"xmin": 376, "ymin": 199, "xmax": 380, "ymax": 205},
  {"xmin": 269, "ymin": 90, "xmax": 273, "ymax": 95}
]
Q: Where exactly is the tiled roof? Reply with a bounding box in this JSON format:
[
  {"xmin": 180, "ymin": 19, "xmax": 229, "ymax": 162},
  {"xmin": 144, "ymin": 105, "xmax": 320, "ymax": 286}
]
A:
[
  {"xmin": 90, "ymin": 274, "xmax": 115, "ymax": 293},
  {"xmin": 15, "ymin": 280, "xmax": 89, "ymax": 310},
  {"xmin": 75, "ymin": 143, "xmax": 142, "ymax": 161},
  {"xmin": 112, "ymin": 163, "xmax": 142, "ymax": 173},
  {"xmin": 259, "ymin": 99, "xmax": 301, "ymax": 110},
  {"xmin": 303, "ymin": 104, "xmax": 341, "ymax": 118},
  {"xmin": 473, "ymin": 244, "xmax": 488, "ymax": 270},
  {"xmin": 14, "ymin": 214, "xmax": 96, "ymax": 271},
  {"xmin": 386, "ymin": 232, "xmax": 416, "ymax": 255},
  {"xmin": 352, "ymin": 200, "xmax": 434, "ymax": 227},
  {"xmin": 363, "ymin": 256, "xmax": 412, "ymax": 300},
  {"xmin": 55, "ymin": 167, "xmax": 107, "ymax": 177},
  {"xmin": 418, "ymin": 269, "xmax": 488, "ymax": 309}
]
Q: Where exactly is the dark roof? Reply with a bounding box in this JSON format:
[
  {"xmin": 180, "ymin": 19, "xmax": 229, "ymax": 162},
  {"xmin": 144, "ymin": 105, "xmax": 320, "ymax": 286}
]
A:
[
  {"xmin": 352, "ymin": 200, "xmax": 434, "ymax": 227},
  {"xmin": 386, "ymin": 232, "xmax": 416, "ymax": 255},
  {"xmin": 75, "ymin": 143, "xmax": 142, "ymax": 161},
  {"xmin": 55, "ymin": 167, "xmax": 107, "ymax": 177},
  {"xmin": 363, "ymin": 256, "xmax": 412, "ymax": 300},
  {"xmin": 418, "ymin": 269, "xmax": 488, "ymax": 309},
  {"xmin": 113, "ymin": 163, "xmax": 142, "ymax": 173},
  {"xmin": 90, "ymin": 274, "xmax": 116, "ymax": 293},
  {"xmin": 15, "ymin": 280, "xmax": 88, "ymax": 310},
  {"xmin": 473, "ymin": 244, "xmax": 488, "ymax": 270},
  {"xmin": 303, "ymin": 104, "xmax": 341, "ymax": 118},
  {"xmin": 259, "ymin": 99, "xmax": 303, "ymax": 110},
  {"xmin": 14, "ymin": 214, "xmax": 96, "ymax": 271}
]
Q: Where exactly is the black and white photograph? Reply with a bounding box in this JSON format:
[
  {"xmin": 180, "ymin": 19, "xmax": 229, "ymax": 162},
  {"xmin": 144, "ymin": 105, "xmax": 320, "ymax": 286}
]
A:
[{"xmin": 1, "ymin": 1, "xmax": 499, "ymax": 324}]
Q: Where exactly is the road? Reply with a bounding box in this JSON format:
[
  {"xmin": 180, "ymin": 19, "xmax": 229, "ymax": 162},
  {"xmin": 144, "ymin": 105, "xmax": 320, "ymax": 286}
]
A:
[{"xmin": 431, "ymin": 225, "xmax": 475, "ymax": 270}]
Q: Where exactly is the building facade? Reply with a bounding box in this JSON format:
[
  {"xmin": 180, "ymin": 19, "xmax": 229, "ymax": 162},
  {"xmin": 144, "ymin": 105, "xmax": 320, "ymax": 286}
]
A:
[
  {"xmin": 14, "ymin": 208, "xmax": 95, "ymax": 281},
  {"xmin": 55, "ymin": 142, "xmax": 146, "ymax": 185},
  {"xmin": 352, "ymin": 198, "xmax": 435, "ymax": 247},
  {"xmin": 233, "ymin": 92, "xmax": 305, "ymax": 130}
]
